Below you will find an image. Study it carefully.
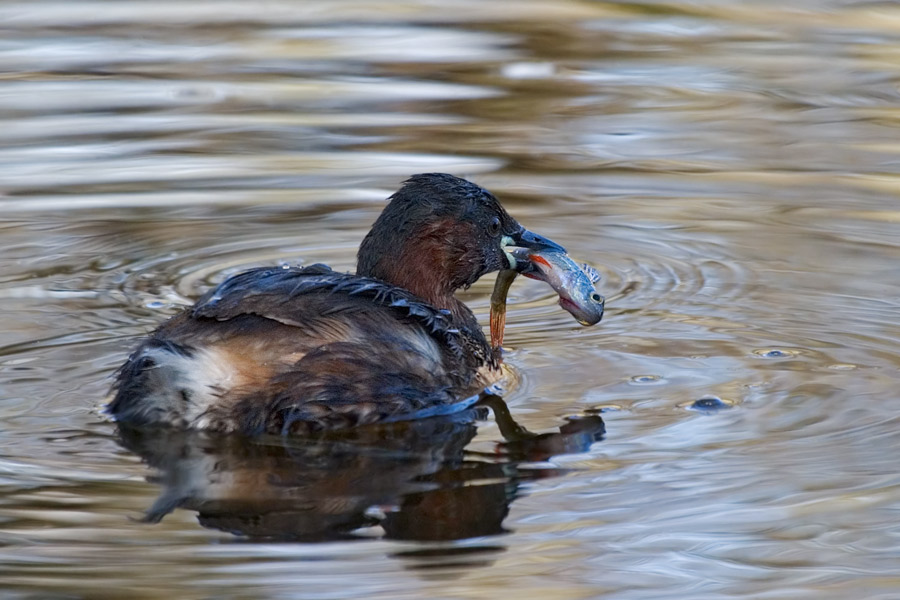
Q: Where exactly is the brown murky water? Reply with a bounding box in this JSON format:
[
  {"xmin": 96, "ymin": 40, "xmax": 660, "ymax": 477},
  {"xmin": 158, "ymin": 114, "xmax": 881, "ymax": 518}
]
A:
[{"xmin": 3, "ymin": 1, "xmax": 900, "ymax": 598}]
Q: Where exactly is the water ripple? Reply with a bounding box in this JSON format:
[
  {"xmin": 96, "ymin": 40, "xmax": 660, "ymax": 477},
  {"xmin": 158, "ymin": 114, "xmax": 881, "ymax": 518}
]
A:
[{"xmin": 3, "ymin": 2, "xmax": 900, "ymax": 599}]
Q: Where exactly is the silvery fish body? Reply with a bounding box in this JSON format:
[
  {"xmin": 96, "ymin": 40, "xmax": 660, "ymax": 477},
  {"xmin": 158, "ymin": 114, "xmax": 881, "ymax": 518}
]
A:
[{"xmin": 512, "ymin": 248, "xmax": 605, "ymax": 326}]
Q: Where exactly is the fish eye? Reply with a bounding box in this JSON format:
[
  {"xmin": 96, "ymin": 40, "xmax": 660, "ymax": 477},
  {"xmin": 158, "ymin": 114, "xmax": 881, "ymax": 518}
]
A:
[
  {"xmin": 591, "ymin": 293, "xmax": 603, "ymax": 303},
  {"xmin": 489, "ymin": 216, "xmax": 501, "ymax": 236}
]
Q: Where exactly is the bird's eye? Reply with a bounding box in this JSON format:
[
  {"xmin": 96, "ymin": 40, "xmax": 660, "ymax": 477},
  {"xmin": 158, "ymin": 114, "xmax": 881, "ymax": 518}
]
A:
[{"xmin": 489, "ymin": 216, "xmax": 501, "ymax": 236}]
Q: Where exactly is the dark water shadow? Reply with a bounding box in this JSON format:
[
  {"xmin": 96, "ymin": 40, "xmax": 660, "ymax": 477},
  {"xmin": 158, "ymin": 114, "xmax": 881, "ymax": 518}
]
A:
[{"xmin": 116, "ymin": 396, "xmax": 605, "ymax": 543}]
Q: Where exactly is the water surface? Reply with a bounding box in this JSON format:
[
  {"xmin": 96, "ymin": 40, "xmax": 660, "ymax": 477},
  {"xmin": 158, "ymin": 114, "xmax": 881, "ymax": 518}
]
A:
[{"xmin": 2, "ymin": 1, "xmax": 900, "ymax": 598}]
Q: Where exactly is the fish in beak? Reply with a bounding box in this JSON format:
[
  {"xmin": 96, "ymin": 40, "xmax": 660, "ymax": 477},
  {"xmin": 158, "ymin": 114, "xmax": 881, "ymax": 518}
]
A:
[{"xmin": 491, "ymin": 237, "xmax": 604, "ymax": 355}]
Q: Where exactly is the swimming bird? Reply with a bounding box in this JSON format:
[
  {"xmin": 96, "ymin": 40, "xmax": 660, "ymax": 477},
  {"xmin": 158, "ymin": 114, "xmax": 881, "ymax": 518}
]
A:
[{"xmin": 108, "ymin": 173, "xmax": 571, "ymax": 434}]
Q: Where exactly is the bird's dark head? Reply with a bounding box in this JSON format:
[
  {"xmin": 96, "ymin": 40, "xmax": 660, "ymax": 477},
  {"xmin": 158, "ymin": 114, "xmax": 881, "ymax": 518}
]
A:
[{"xmin": 357, "ymin": 173, "xmax": 563, "ymax": 310}]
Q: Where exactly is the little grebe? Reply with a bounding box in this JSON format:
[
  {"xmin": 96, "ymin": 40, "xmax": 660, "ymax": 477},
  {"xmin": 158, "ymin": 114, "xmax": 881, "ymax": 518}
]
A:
[{"xmin": 109, "ymin": 173, "xmax": 577, "ymax": 434}]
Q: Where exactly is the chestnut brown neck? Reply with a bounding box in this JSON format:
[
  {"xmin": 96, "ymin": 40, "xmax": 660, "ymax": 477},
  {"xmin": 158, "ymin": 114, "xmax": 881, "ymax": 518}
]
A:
[{"xmin": 357, "ymin": 218, "xmax": 478, "ymax": 322}]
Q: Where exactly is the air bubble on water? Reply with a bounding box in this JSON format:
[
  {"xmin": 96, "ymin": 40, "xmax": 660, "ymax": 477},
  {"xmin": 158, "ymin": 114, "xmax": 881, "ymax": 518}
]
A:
[
  {"xmin": 752, "ymin": 348, "xmax": 799, "ymax": 359},
  {"xmin": 685, "ymin": 396, "xmax": 734, "ymax": 412},
  {"xmin": 630, "ymin": 374, "xmax": 662, "ymax": 385}
]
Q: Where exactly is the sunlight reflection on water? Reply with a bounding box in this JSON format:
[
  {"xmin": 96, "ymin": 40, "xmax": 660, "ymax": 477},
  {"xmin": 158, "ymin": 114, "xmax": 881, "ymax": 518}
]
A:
[{"xmin": 2, "ymin": 1, "xmax": 900, "ymax": 599}]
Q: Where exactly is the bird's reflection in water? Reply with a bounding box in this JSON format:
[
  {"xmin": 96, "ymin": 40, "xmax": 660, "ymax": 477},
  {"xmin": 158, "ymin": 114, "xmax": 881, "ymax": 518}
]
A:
[{"xmin": 117, "ymin": 395, "xmax": 605, "ymax": 543}]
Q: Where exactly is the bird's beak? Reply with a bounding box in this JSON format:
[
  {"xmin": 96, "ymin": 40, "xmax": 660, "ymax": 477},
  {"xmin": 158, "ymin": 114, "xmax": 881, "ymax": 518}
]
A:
[{"xmin": 501, "ymin": 228, "xmax": 566, "ymax": 272}]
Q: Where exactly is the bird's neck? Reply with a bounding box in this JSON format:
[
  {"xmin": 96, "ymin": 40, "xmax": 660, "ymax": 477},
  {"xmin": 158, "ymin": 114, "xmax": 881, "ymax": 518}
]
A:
[
  {"xmin": 366, "ymin": 251, "xmax": 473, "ymax": 322},
  {"xmin": 358, "ymin": 219, "xmax": 477, "ymax": 321}
]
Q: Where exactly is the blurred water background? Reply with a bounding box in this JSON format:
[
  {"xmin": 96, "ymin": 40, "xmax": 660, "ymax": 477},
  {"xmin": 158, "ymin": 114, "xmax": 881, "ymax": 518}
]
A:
[{"xmin": 2, "ymin": 1, "xmax": 900, "ymax": 598}]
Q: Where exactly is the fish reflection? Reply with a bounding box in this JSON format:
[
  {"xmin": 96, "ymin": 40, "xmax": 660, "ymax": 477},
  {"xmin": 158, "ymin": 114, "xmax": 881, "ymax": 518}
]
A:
[{"xmin": 117, "ymin": 396, "xmax": 605, "ymax": 542}]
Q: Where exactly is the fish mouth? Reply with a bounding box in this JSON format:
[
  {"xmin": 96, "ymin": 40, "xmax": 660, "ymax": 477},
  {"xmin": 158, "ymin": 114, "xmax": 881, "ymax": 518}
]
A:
[{"xmin": 559, "ymin": 294, "xmax": 604, "ymax": 326}]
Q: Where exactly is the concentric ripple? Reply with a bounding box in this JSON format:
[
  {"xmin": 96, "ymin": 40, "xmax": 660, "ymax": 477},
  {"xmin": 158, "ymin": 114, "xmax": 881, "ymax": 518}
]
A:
[{"xmin": 4, "ymin": 2, "xmax": 900, "ymax": 599}]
